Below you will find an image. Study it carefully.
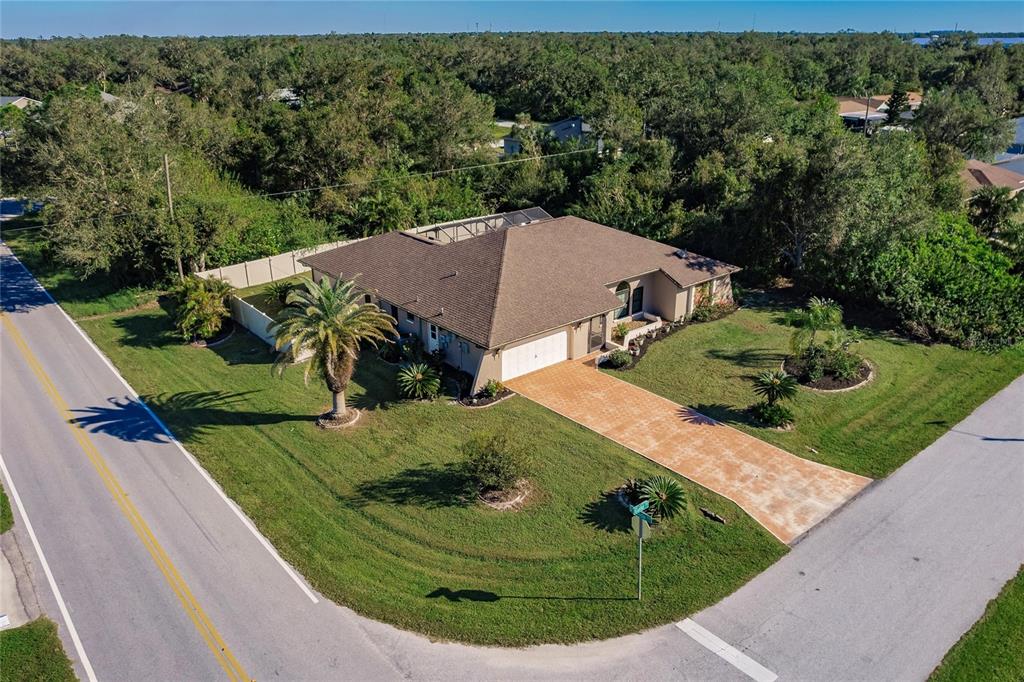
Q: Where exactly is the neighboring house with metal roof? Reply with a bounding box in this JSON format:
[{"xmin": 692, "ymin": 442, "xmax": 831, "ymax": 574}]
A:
[
  {"xmin": 300, "ymin": 209, "xmax": 738, "ymax": 391},
  {"xmin": 960, "ymin": 159, "xmax": 1024, "ymax": 197},
  {"xmin": 0, "ymin": 95, "xmax": 42, "ymax": 109}
]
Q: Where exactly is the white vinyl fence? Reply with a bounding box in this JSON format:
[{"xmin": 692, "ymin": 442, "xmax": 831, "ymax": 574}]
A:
[
  {"xmin": 196, "ymin": 238, "xmax": 362, "ymax": 289},
  {"xmin": 229, "ymin": 292, "xmax": 312, "ymax": 360}
]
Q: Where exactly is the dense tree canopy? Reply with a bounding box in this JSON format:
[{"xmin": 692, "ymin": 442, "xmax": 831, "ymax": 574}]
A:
[{"xmin": 1, "ymin": 31, "xmax": 1021, "ymax": 346}]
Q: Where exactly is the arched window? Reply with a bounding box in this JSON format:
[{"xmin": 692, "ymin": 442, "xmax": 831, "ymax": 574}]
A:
[{"xmin": 614, "ymin": 281, "xmax": 630, "ymax": 319}]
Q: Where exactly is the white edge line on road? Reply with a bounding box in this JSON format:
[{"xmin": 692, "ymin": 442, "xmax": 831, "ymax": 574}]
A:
[
  {"xmin": 0, "ymin": 451, "xmax": 99, "ymax": 682},
  {"xmin": 676, "ymin": 618, "xmax": 777, "ymax": 682},
  {"xmin": 3, "ymin": 250, "xmax": 320, "ymax": 605}
]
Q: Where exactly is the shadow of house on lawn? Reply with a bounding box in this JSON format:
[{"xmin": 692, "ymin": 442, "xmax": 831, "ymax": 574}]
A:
[
  {"xmin": 350, "ymin": 462, "xmax": 474, "ymax": 509},
  {"xmin": 579, "ymin": 491, "xmax": 631, "ymax": 533},
  {"xmin": 112, "ymin": 311, "xmax": 179, "ymax": 349},
  {"xmin": 70, "ymin": 390, "xmax": 311, "ymax": 443}
]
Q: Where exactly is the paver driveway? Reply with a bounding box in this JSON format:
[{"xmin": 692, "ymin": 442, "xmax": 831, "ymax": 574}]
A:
[{"xmin": 505, "ymin": 358, "xmax": 871, "ymax": 544}]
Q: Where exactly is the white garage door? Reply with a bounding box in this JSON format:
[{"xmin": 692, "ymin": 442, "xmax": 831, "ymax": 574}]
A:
[{"xmin": 501, "ymin": 331, "xmax": 568, "ymax": 381}]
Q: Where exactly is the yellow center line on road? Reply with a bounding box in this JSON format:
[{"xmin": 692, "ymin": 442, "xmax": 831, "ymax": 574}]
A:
[{"xmin": 1, "ymin": 313, "xmax": 251, "ymax": 682}]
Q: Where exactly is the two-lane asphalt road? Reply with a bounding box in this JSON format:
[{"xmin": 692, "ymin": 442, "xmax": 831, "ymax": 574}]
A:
[{"xmin": 2, "ymin": 244, "xmax": 1022, "ymax": 681}]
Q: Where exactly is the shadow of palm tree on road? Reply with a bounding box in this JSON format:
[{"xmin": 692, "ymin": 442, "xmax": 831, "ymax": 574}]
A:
[{"xmin": 70, "ymin": 390, "xmax": 311, "ymax": 443}]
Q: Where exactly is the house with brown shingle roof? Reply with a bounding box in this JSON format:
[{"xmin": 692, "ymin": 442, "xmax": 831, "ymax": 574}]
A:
[
  {"xmin": 301, "ymin": 210, "xmax": 738, "ymax": 391},
  {"xmin": 960, "ymin": 159, "xmax": 1024, "ymax": 197}
]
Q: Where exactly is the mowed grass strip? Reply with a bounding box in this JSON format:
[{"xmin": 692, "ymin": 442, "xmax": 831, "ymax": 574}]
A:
[
  {"xmin": 0, "ymin": 618, "xmax": 76, "ymax": 682},
  {"xmin": 930, "ymin": 566, "xmax": 1024, "ymax": 682},
  {"xmin": 78, "ymin": 308, "xmax": 785, "ymax": 645},
  {"xmin": 610, "ymin": 300, "xmax": 1024, "ymax": 478}
]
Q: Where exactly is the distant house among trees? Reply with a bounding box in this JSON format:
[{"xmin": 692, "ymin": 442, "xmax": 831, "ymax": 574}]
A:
[
  {"xmin": 0, "ymin": 95, "xmax": 42, "ymax": 109},
  {"xmin": 960, "ymin": 159, "xmax": 1024, "ymax": 198},
  {"xmin": 836, "ymin": 92, "xmax": 922, "ymax": 132},
  {"xmin": 503, "ymin": 116, "xmax": 591, "ymax": 156}
]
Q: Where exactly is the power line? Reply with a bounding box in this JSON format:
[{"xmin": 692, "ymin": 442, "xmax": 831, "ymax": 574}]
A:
[
  {"xmin": 254, "ymin": 146, "xmax": 598, "ymax": 200},
  {"xmin": 0, "ymin": 206, "xmax": 168, "ymax": 233},
  {"xmin": 0, "ymin": 146, "xmax": 598, "ymax": 235}
]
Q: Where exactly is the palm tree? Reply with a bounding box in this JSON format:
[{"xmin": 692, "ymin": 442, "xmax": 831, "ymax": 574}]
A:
[
  {"xmin": 788, "ymin": 296, "xmax": 843, "ymax": 356},
  {"xmin": 270, "ymin": 276, "xmax": 396, "ymax": 423},
  {"xmin": 753, "ymin": 370, "xmax": 799, "ymax": 406},
  {"xmin": 640, "ymin": 476, "xmax": 687, "ymax": 519}
]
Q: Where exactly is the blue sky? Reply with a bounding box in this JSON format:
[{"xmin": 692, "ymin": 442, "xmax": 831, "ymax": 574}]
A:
[{"xmin": 2, "ymin": 1, "xmax": 1022, "ymax": 39}]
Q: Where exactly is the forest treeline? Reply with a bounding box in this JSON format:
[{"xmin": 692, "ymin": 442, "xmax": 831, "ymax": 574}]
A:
[{"xmin": 1, "ymin": 32, "xmax": 1022, "ymax": 347}]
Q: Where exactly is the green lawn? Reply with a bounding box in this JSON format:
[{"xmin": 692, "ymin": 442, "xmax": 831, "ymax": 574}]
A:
[
  {"xmin": 0, "ymin": 618, "xmax": 76, "ymax": 682},
  {"xmin": 3, "ymin": 229, "xmax": 159, "ymax": 319},
  {"xmin": 236, "ymin": 273, "xmax": 311, "ymax": 318},
  {"xmin": 610, "ymin": 296, "xmax": 1024, "ymax": 478},
  {"xmin": 76, "ymin": 306, "xmax": 786, "ymax": 645},
  {"xmin": 930, "ymin": 566, "xmax": 1024, "ymax": 682},
  {"xmin": 0, "ymin": 483, "xmax": 11, "ymax": 534}
]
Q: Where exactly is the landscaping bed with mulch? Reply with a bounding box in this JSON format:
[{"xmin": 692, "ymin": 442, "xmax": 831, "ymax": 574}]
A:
[
  {"xmin": 783, "ymin": 355, "xmax": 872, "ymax": 391},
  {"xmin": 189, "ymin": 319, "xmax": 236, "ymax": 348},
  {"xmin": 460, "ymin": 387, "xmax": 514, "ymax": 408}
]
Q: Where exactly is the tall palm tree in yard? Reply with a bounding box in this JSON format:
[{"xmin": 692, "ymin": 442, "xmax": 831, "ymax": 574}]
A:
[{"xmin": 270, "ymin": 276, "xmax": 396, "ymax": 425}]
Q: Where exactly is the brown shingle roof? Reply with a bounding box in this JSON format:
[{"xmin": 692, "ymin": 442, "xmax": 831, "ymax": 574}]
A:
[
  {"xmin": 300, "ymin": 215, "xmax": 738, "ymax": 348},
  {"xmin": 961, "ymin": 159, "xmax": 1024, "ymax": 195}
]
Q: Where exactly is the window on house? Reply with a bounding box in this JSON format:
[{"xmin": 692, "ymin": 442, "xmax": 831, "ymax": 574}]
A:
[
  {"xmin": 429, "ymin": 324, "xmax": 438, "ymax": 340},
  {"xmin": 407, "ymin": 312, "xmax": 415, "ymax": 322},
  {"xmin": 364, "ymin": 294, "xmax": 372, "ymax": 304},
  {"xmin": 631, "ymin": 286, "xmax": 644, "ymax": 315},
  {"xmin": 389, "ymin": 304, "xmax": 399, "ymax": 319},
  {"xmin": 614, "ymin": 282, "xmax": 630, "ymax": 319}
]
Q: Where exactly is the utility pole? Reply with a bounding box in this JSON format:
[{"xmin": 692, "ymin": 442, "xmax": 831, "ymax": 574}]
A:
[{"xmin": 164, "ymin": 153, "xmax": 184, "ymax": 281}]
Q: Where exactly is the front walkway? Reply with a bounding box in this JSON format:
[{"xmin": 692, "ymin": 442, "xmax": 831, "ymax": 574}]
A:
[{"xmin": 505, "ymin": 358, "xmax": 871, "ymax": 544}]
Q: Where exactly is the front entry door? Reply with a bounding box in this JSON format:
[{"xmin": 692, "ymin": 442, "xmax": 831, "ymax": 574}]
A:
[{"xmin": 589, "ymin": 315, "xmax": 605, "ymax": 352}]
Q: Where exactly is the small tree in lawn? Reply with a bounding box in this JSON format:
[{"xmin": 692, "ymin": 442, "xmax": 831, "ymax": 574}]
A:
[
  {"xmin": 463, "ymin": 431, "xmax": 530, "ymax": 494},
  {"xmin": 788, "ymin": 296, "xmax": 843, "ymax": 357},
  {"xmin": 270, "ymin": 276, "xmax": 396, "ymax": 425}
]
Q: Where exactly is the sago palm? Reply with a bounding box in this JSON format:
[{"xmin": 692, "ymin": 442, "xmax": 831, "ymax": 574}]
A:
[
  {"xmin": 269, "ymin": 276, "xmax": 396, "ymax": 421},
  {"xmin": 753, "ymin": 370, "xmax": 799, "ymax": 406},
  {"xmin": 640, "ymin": 476, "xmax": 687, "ymax": 519}
]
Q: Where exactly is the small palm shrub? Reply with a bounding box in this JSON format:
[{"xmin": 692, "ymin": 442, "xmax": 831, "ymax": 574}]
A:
[
  {"xmin": 173, "ymin": 275, "xmax": 233, "ymax": 342},
  {"xmin": 266, "ymin": 280, "xmax": 296, "ymax": 305},
  {"xmin": 613, "ymin": 322, "xmax": 630, "ymax": 340},
  {"xmin": 463, "ymin": 431, "xmax": 530, "ymax": 493},
  {"xmin": 397, "ymin": 363, "xmax": 441, "ymax": 400},
  {"xmin": 753, "ymin": 370, "xmax": 798, "ymax": 406},
  {"xmin": 640, "ymin": 476, "xmax": 687, "ymax": 519},
  {"xmin": 603, "ymin": 349, "xmax": 632, "ymax": 369},
  {"xmin": 752, "ymin": 401, "xmax": 795, "ymax": 428},
  {"xmin": 482, "ymin": 379, "xmax": 505, "ymax": 399}
]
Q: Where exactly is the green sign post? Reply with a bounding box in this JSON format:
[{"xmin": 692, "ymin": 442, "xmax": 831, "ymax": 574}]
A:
[{"xmin": 629, "ymin": 501, "xmax": 654, "ymax": 600}]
